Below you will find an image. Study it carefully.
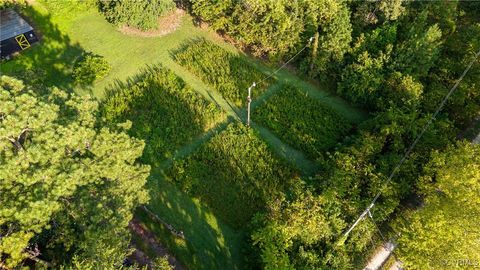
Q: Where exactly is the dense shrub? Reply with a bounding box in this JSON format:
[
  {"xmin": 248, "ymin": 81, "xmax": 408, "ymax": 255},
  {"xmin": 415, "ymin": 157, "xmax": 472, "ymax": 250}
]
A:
[
  {"xmin": 254, "ymin": 84, "xmax": 353, "ymax": 160},
  {"xmin": 98, "ymin": 0, "xmax": 175, "ymax": 30},
  {"xmin": 173, "ymin": 38, "xmax": 273, "ymax": 107},
  {"xmin": 72, "ymin": 53, "xmax": 110, "ymax": 86},
  {"xmin": 167, "ymin": 123, "xmax": 299, "ymax": 228},
  {"xmin": 102, "ymin": 65, "xmax": 226, "ymax": 166}
]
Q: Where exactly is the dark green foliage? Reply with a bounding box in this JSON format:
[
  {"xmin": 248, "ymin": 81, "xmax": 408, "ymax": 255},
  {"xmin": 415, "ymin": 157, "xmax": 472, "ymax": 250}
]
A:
[
  {"xmin": 173, "ymin": 38, "xmax": 272, "ymax": 107},
  {"xmin": 167, "ymin": 123, "xmax": 299, "ymax": 228},
  {"xmin": 251, "ymin": 185, "xmax": 345, "ymax": 270},
  {"xmin": 254, "ymin": 84, "xmax": 353, "ymax": 160},
  {"xmin": 102, "ymin": 65, "xmax": 226, "ymax": 166},
  {"xmin": 338, "ymin": 12, "xmax": 442, "ymax": 111},
  {"xmin": 72, "ymin": 53, "xmax": 111, "ymax": 86},
  {"xmin": 98, "ymin": 0, "xmax": 175, "ymax": 30}
]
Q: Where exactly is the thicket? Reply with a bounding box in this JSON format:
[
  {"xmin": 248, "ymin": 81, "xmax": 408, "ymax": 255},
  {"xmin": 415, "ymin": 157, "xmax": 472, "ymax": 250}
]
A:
[
  {"xmin": 252, "ymin": 106, "xmax": 457, "ymax": 269},
  {"xmin": 395, "ymin": 141, "xmax": 480, "ymax": 269},
  {"xmin": 102, "ymin": 65, "xmax": 225, "ymax": 166},
  {"xmin": 167, "ymin": 123, "xmax": 299, "ymax": 228},
  {"xmin": 98, "ymin": 0, "xmax": 175, "ymax": 30},
  {"xmin": 72, "ymin": 53, "xmax": 110, "ymax": 86},
  {"xmin": 173, "ymin": 38, "xmax": 272, "ymax": 107},
  {"xmin": 250, "ymin": 2, "xmax": 480, "ymax": 267},
  {"xmin": 190, "ymin": 0, "xmax": 352, "ymax": 71},
  {"xmin": 254, "ymin": 84, "xmax": 353, "ymax": 161}
]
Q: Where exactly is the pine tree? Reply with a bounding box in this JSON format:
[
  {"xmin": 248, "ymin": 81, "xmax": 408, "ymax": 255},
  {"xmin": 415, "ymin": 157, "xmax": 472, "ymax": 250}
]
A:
[{"xmin": 0, "ymin": 76, "xmax": 150, "ymax": 268}]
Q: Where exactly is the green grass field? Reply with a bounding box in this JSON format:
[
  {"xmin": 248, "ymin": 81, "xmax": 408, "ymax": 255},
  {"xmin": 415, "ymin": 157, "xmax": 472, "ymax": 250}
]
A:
[{"xmin": 0, "ymin": 1, "xmax": 369, "ymax": 269}]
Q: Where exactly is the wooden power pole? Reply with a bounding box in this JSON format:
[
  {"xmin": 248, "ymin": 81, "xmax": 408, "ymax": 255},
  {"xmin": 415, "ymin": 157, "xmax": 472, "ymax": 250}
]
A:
[{"xmin": 246, "ymin": 82, "xmax": 256, "ymax": 127}]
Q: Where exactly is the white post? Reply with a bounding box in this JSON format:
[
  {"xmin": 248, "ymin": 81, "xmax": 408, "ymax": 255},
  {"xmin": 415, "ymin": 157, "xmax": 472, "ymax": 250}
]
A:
[{"xmin": 246, "ymin": 82, "xmax": 256, "ymax": 127}]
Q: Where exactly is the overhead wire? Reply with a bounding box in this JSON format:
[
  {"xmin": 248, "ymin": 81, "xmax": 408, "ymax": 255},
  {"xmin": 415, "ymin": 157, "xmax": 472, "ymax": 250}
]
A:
[
  {"xmin": 341, "ymin": 48, "xmax": 480, "ymax": 240},
  {"xmin": 256, "ymin": 36, "xmax": 314, "ymax": 86}
]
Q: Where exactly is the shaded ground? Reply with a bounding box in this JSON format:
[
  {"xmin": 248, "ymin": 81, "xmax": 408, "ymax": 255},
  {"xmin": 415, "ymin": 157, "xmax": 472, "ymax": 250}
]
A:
[{"xmin": 129, "ymin": 218, "xmax": 184, "ymax": 270}]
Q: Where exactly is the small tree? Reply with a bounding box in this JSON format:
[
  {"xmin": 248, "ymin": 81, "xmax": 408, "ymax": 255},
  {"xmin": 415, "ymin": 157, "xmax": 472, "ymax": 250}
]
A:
[{"xmin": 72, "ymin": 53, "xmax": 111, "ymax": 86}]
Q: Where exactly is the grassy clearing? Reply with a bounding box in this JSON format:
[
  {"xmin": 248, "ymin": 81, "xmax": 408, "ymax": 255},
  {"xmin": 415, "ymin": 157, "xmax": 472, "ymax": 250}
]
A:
[
  {"xmin": 173, "ymin": 38, "xmax": 273, "ymax": 107},
  {"xmin": 102, "ymin": 65, "xmax": 226, "ymax": 165},
  {"xmin": 254, "ymin": 84, "xmax": 354, "ymax": 160},
  {"xmin": 166, "ymin": 123, "xmax": 299, "ymax": 228}
]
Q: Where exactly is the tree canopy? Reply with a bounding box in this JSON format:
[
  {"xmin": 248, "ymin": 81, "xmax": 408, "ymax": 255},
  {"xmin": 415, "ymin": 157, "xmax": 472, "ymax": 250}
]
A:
[
  {"xmin": 0, "ymin": 76, "xmax": 150, "ymax": 268},
  {"xmin": 396, "ymin": 142, "xmax": 480, "ymax": 269}
]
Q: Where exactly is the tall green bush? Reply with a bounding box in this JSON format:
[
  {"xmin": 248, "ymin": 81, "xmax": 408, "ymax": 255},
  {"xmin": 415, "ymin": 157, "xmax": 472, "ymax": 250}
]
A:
[
  {"xmin": 72, "ymin": 53, "xmax": 111, "ymax": 86},
  {"xmin": 98, "ymin": 0, "xmax": 175, "ymax": 30}
]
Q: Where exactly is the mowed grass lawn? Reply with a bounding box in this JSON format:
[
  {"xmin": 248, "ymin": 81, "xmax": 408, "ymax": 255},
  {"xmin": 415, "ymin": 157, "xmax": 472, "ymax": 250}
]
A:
[{"xmin": 0, "ymin": 1, "xmax": 369, "ymax": 269}]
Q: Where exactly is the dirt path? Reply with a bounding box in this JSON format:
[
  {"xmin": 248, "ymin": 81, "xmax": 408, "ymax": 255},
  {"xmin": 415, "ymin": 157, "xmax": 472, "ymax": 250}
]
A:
[{"xmin": 129, "ymin": 219, "xmax": 184, "ymax": 270}]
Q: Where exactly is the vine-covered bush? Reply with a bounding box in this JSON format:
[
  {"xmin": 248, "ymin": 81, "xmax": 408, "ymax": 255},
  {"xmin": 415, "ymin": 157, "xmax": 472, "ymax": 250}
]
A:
[
  {"xmin": 173, "ymin": 38, "xmax": 273, "ymax": 107},
  {"xmin": 98, "ymin": 0, "xmax": 176, "ymax": 30},
  {"xmin": 102, "ymin": 65, "xmax": 226, "ymax": 166},
  {"xmin": 254, "ymin": 84, "xmax": 353, "ymax": 160},
  {"xmin": 167, "ymin": 123, "xmax": 299, "ymax": 228},
  {"xmin": 72, "ymin": 53, "xmax": 111, "ymax": 86}
]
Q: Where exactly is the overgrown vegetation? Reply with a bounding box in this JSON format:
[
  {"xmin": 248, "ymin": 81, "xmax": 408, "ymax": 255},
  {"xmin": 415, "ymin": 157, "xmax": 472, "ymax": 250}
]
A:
[
  {"xmin": 167, "ymin": 123, "xmax": 299, "ymax": 228},
  {"xmin": 395, "ymin": 141, "xmax": 480, "ymax": 269},
  {"xmin": 254, "ymin": 84, "xmax": 353, "ymax": 160},
  {"xmin": 173, "ymin": 38, "xmax": 272, "ymax": 107},
  {"xmin": 191, "ymin": 0, "xmax": 352, "ymax": 68},
  {"xmin": 73, "ymin": 53, "xmax": 111, "ymax": 86},
  {"xmin": 234, "ymin": 1, "xmax": 479, "ymax": 269},
  {"xmin": 98, "ymin": 0, "xmax": 175, "ymax": 30},
  {"xmin": 102, "ymin": 65, "xmax": 226, "ymax": 166},
  {"xmin": 2, "ymin": 0, "xmax": 479, "ymax": 269}
]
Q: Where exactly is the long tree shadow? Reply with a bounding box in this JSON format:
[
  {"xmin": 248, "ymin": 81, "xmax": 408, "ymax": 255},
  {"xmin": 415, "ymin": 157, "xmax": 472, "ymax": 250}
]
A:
[
  {"xmin": 101, "ymin": 65, "xmax": 226, "ymax": 167},
  {"xmin": 0, "ymin": 4, "xmax": 87, "ymax": 91},
  {"xmin": 101, "ymin": 65, "xmax": 239, "ymax": 268},
  {"xmin": 137, "ymin": 173, "xmax": 247, "ymax": 270}
]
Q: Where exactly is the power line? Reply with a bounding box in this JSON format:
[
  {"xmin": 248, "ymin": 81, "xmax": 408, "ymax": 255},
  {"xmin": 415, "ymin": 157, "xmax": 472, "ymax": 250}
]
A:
[
  {"xmin": 257, "ymin": 36, "xmax": 314, "ymax": 85},
  {"xmin": 341, "ymin": 48, "xmax": 480, "ymax": 240},
  {"xmin": 246, "ymin": 36, "xmax": 314, "ymax": 126}
]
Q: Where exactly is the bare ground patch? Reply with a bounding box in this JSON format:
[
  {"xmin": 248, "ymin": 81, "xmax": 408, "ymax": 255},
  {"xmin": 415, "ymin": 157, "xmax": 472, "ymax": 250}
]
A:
[
  {"xmin": 128, "ymin": 218, "xmax": 184, "ymax": 270},
  {"xmin": 119, "ymin": 9, "xmax": 184, "ymax": 38}
]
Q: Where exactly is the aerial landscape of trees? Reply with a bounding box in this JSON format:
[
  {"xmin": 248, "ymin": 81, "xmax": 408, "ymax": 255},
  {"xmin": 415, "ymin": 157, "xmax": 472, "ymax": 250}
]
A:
[{"xmin": 1, "ymin": 0, "xmax": 479, "ymax": 269}]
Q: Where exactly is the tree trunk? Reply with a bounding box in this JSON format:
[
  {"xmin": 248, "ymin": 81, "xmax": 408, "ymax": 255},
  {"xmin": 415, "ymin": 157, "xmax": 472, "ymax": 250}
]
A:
[{"xmin": 309, "ymin": 31, "xmax": 320, "ymax": 76}]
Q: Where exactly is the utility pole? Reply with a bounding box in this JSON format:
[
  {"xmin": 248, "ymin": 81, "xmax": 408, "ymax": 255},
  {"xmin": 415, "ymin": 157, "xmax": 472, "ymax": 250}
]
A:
[{"xmin": 246, "ymin": 82, "xmax": 256, "ymax": 127}]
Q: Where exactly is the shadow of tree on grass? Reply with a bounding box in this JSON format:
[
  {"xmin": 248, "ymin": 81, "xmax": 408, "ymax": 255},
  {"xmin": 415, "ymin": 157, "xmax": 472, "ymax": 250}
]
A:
[{"xmin": 0, "ymin": 4, "xmax": 86, "ymax": 91}]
